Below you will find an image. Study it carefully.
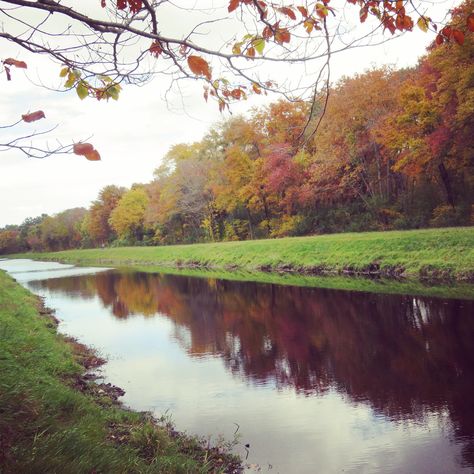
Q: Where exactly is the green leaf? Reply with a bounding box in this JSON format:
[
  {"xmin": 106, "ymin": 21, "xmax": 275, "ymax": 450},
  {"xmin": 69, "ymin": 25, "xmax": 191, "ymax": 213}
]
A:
[
  {"xmin": 253, "ymin": 38, "xmax": 265, "ymax": 55},
  {"xmin": 107, "ymin": 85, "xmax": 120, "ymax": 101},
  {"xmin": 64, "ymin": 72, "xmax": 76, "ymax": 88},
  {"xmin": 76, "ymin": 82, "xmax": 88, "ymax": 100},
  {"xmin": 417, "ymin": 16, "xmax": 429, "ymax": 32},
  {"xmin": 59, "ymin": 67, "xmax": 69, "ymax": 78}
]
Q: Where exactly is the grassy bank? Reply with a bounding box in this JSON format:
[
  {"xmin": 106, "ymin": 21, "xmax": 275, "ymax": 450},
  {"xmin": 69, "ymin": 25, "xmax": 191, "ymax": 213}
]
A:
[
  {"xmin": 120, "ymin": 265, "xmax": 474, "ymax": 300},
  {"xmin": 0, "ymin": 271, "xmax": 240, "ymax": 473},
  {"xmin": 12, "ymin": 227, "xmax": 474, "ymax": 281}
]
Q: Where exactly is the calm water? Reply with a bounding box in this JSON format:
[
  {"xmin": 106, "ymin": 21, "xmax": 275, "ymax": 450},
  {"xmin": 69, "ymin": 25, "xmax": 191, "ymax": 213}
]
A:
[{"xmin": 2, "ymin": 259, "xmax": 474, "ymax": 473}]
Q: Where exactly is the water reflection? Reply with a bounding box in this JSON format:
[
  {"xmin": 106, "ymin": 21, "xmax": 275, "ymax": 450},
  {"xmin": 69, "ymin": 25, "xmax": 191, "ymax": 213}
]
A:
[{"xmin": 29, "ymin": 271, "xmax": 474, "ymax": 471}]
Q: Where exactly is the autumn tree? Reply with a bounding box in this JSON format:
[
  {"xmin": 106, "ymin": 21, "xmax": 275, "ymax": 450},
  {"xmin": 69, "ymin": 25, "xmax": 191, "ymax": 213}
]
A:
[
  {"xmin": 146, "ymin": 141, "xmax": 222, "ymax": 243},
  {"xmin": 253, "ymin": 101, "xmax": 310, "ymax": 147},
  {"xmin": 211, "ymin": 116, "xmax": 277, "ymax": 237},
  {"xmin": 378, "ymin": 0, "xmax": 474, "ymax": 222},
  {"xmin": 0, "ymin": 228, "xmax": 21, "ymax": 254},
  {"xmin": 86, "ymin": 185, "xmax": 126, "ymax": 246},
  {"xmin": 305, "ymin": 69, "xmax": 404, "ymax": 208},
  {"xmin": 0, "ymin": 214, "xmax": 48, "ymax": 253},
  {"xmin": 38, "ymin": 208, "xmax": 87, "ymax": 251},
  {"xmin": 109, "ymin": 186, "xmax": 150, "ymax": 242}
]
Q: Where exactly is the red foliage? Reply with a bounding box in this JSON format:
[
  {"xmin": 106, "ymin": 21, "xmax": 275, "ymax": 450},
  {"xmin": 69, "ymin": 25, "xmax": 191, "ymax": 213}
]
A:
[{"xmin": 427, "ymin": 126, "xmax": 451, "ymax": 157}]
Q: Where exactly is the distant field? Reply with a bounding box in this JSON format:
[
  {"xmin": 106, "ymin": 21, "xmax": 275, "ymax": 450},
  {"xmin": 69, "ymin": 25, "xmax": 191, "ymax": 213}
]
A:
[{"xmin": 11, "ymin": 227, "xmax": 474, "ymax": 281}]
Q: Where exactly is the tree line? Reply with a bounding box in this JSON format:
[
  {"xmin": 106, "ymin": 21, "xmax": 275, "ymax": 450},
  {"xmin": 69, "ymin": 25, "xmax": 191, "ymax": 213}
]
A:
[{"xmin": 1, "ymin": 3, "xmax": 473, "ymax": 255}]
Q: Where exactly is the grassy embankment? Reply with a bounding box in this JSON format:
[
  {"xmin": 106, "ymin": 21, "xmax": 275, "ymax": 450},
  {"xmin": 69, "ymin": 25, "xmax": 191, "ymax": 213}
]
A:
[
  {"xmin": 0, "ymin": 271, "xmax": 240, "ymax": 473},
  {"xmin": 14, "ymin": 227, "xmax": 474, "ymax": 281},
  {"xmin": 118, "ymin": 266, "xmax": 474, "ymax": 300}
]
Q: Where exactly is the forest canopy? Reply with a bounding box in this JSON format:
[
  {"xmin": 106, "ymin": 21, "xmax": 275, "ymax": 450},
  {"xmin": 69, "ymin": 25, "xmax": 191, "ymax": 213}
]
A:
[
  {"xmin": 0, "ymin": 0, "xmax": 473, "ymax": 253},
  {"xmin": 1, "ymin": 0, "xmax": 473, "ymax": 253}
]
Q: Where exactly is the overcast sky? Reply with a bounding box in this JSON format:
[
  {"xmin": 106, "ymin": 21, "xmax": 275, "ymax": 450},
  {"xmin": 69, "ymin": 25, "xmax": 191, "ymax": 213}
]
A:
[{"xmin": 0, "ymin": 0, "xmax": 457, "ymax": 227}]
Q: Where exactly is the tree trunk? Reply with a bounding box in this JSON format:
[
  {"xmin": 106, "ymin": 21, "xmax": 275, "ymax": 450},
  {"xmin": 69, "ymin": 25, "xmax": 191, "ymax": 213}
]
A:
[
  {"xmin": 438, "ymin": 162, "xmax": 455, "ymax": 207},
  {"xmin": 246, "ymin": 207, "xmax": 254, "ymax": 240},
  {"xmin": 261, "ymin": 194, "xmax": 271, "ymax": 235}
]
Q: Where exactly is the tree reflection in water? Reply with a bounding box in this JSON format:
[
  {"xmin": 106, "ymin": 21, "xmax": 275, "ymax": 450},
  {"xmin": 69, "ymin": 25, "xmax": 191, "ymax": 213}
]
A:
[{"xmin": 30, "ymin": 271, "xmax": 474, "ymax": 469}]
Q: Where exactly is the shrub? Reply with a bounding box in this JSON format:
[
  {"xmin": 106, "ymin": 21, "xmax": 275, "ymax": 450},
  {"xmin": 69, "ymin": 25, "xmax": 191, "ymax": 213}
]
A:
[{"xmin": 430, "ymin": 205, "xmax": 461, "ymax": 227}]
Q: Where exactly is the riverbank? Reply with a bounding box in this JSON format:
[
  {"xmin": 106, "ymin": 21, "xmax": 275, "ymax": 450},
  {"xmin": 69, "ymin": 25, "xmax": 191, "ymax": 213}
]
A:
[
  {"xmin": 0, "ymin": 270, "xmax": 241, "ymax": 473},
  {"xmin": 11, "ymin": 227, "xmax": 474, "ymax": 282}
]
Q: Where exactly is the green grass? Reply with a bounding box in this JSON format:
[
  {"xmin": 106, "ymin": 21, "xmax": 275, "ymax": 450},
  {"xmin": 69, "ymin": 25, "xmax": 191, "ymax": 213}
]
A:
[
  {"xmin": 12, "ymin": 227, "xmax": 474, "ymax": 281},
  {"xmin": 0, "ymin": 271, "xmax": 240, "ymax": 473}
]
